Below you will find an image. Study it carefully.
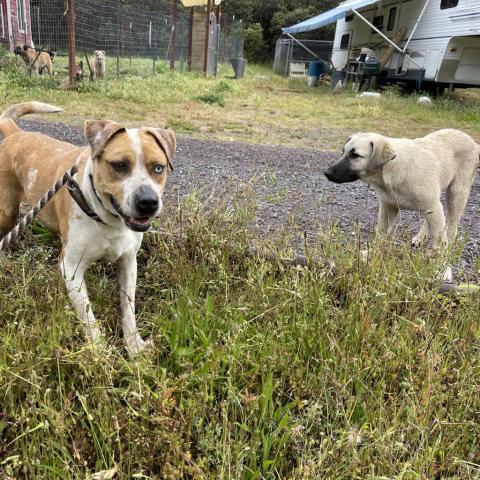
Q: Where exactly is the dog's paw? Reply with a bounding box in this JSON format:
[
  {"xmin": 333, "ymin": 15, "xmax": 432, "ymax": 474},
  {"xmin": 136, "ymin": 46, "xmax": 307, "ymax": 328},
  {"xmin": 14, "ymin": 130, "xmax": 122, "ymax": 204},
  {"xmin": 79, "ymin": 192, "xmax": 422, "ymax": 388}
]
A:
[
  {"xmin": 125, "ymin": 336, "xmax": 147, "ymax": 358},
  {"xmin": 440, "ymin": 265, "xmax": 453, "ymax": 283},
  {"xmin": 410, "ymin": 235, "xmax": 425, "ymax": 248}
]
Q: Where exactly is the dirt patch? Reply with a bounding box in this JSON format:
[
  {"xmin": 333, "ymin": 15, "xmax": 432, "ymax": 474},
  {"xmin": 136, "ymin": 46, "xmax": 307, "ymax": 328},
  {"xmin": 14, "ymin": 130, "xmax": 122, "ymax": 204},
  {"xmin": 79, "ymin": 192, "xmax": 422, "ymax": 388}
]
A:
[{"xmin": 17, "ymin": 119, "xmax": 480, "ymax": 274}]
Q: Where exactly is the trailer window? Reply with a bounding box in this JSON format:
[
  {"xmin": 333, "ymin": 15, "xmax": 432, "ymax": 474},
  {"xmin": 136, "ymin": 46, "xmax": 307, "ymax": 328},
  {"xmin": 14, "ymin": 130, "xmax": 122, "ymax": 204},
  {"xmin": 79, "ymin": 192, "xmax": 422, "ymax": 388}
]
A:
[
  {"xmin": 387, "ymin": 8, "xmax": 397, "ymax": 31},
  {"xmin": 340, "ymin": 33, "xmax": 350, "ymax": 49},
  {"xmin": 345, "ymin": 14, "xmax": 353, "ymax": 22},
  {"xmin": 372, "ymin": 15, "xmax": 384, "ymax": 31},
  {"xmin": 440, "ymin": 0, "xmax": 459, "ymax": 8}
]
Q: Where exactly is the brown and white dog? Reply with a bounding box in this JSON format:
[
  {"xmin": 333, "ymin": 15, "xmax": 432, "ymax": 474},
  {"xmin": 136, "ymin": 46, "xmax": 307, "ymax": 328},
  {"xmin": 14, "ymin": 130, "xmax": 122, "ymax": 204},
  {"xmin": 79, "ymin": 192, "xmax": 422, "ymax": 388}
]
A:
[
  {"xmin": 0, "ymin": 102, "xmax": 176, "ymax": 356},
  {"xmin": 14, "ymin": 45, "xmax": 53, "ymax": 75}
]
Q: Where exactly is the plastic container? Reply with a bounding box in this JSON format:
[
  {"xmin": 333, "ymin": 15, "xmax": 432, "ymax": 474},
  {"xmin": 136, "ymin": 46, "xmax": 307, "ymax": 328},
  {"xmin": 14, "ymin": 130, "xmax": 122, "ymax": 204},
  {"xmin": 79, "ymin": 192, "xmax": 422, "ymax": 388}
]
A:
[
  {"xmin": 308, "ymin": 60, "xmax": 326, "ymax": 78},
  {"xmin": 363, "ymin": 58, "xmax": 380, "ymax": 76},
  {"xmin": 230, "ymin": 58, "xmax": 246, "ymax": 79},
  {"xmin": 308, "ymin": 61, "xmax": 330, "ymax": 87}
]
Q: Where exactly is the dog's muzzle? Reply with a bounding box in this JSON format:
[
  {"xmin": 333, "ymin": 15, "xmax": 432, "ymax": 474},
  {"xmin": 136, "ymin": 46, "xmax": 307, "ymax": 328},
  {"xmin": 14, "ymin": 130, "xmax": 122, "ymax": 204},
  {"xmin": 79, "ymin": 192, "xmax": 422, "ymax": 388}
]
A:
[
  {"xmin": 110, "ymin": 186, "xmax": 160, "ymax": 233},
  {"xmin": 324, "ymin": 161, "xmax": 359, "ymax": 184}
]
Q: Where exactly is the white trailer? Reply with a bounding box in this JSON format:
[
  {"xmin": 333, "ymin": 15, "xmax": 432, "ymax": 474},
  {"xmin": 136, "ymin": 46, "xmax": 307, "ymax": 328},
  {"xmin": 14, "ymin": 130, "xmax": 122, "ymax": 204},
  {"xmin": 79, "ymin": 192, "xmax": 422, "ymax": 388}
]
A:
[{"xmin": 282, "ymin": 0, "xmax": 480, "ymax": 92}]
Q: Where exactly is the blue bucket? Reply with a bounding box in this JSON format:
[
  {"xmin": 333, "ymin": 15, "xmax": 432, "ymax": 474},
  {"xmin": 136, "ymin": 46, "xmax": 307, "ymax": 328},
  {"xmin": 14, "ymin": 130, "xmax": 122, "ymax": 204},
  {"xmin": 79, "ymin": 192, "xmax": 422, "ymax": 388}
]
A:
[{"xmin": 308, "ymin": 61, "xmax": 326, "ymax": 78}]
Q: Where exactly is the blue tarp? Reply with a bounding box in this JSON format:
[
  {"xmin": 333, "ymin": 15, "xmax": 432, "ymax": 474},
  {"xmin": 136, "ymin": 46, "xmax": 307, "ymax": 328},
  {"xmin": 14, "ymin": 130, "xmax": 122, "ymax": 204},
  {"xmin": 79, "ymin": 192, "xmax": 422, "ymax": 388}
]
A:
[{"xmin": 282, "ymin": 0, "xmax": 381, "ymax": 34}]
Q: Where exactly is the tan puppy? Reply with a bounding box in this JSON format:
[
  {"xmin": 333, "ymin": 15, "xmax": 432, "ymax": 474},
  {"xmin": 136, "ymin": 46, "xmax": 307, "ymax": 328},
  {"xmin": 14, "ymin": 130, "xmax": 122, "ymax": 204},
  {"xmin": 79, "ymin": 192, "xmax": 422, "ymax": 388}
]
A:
[
  {"xmin": 15, "ymin": 45, "xmax": 53, "ymax": 75},
  {"xmin": 93, "ymin": 50, "xmax": 106, "ymax": 80},
  {"xmin": 324, "ymin": 129, "xmax": 479, "ymax": 245},
  {"xmin": 0, "ymin": 102, "xmax": 176, "ymax": 356}
]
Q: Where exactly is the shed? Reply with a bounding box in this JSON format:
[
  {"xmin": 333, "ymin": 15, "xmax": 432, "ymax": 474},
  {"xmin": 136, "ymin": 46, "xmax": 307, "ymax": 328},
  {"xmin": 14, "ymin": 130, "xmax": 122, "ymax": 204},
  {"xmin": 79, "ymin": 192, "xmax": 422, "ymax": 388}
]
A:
[
  {"xmin": 1, "ymin": 0, "xmax": 33, "ymax": 51},
  {"xmin": 181, "ymin": 0, "xmax": 222, "ymax": 75}
]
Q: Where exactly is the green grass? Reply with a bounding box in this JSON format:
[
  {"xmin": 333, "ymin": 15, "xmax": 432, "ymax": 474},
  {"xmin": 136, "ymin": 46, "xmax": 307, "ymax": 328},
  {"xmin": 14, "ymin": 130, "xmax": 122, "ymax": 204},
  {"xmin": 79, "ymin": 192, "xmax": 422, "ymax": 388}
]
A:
[
  {"xmin": 0, "ymin": 57, "xmax": 480, "ymax": 478},
  {"xmin": 1, "ymin": 197, "xmax": 480, "ymax": 479},
  {"xmin": 0, "ymin": 59, "xmax": 479, "ymax": 149}
]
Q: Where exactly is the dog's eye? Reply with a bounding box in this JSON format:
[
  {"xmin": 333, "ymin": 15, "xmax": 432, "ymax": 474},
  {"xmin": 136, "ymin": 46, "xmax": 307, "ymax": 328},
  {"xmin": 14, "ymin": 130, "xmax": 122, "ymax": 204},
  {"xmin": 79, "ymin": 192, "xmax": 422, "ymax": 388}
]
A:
[
  {"xmin": 111, "ymin": 161, "xmax": 128, "ymax": 173},
  {"xmin": 153, "ymin": 164, "xmax": 164, "ymax": 175},
  {"xmin": 351, "ymin": 152, "xmax": 361, "ymax": 159}
]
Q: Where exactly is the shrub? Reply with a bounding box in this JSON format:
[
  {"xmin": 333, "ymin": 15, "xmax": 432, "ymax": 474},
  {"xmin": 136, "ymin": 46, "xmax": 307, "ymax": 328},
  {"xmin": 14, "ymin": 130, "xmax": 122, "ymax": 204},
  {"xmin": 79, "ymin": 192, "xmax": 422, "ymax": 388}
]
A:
[
  {"xmin": 195, "ymin": 80, "xmax": 234, "ymax": 107},
  {"xmin": 244, "ymin": 23, "xmax": 267, "ymax": 63},
  {"xmin": 0, "ymin": 66, "xmax": 58, "ymax": 90}
]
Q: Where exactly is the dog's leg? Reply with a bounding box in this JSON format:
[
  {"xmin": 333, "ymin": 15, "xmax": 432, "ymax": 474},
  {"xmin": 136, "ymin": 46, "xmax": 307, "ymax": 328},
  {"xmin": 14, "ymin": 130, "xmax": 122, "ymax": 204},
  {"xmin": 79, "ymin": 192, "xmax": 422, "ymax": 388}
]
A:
[
  {"xmin": 0, "ymin": 181, "xmax": 22, "ymax": 235},
  {"xmin": 61, "ymin": 257, "xmax": 102, "ymax": 344},
  {"xmin": 411, "ymin": 219, "xmax": 430, "ymax": 247},
  {"xmin": 446, "ymin": 180, "xmax": 472, "ymax": 243},
  {"xmin": 117, "ymin": 253, "xmax": 146, "ymax": 356},
  {"xmin": 375, "ymin": 202, "xmax": 398, "ymax": 237},
  {"xmin": 425, "ymin": 202, "xmax": 447, "ymax": 245}
]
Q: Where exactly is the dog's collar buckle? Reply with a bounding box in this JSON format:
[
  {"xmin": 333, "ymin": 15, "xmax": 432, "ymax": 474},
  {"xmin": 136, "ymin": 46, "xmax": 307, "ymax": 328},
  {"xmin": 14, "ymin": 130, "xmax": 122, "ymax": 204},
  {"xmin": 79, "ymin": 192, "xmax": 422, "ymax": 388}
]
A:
[{"xmin": 67, "ymin": 178, "xmax": 107, "ymax": 225}]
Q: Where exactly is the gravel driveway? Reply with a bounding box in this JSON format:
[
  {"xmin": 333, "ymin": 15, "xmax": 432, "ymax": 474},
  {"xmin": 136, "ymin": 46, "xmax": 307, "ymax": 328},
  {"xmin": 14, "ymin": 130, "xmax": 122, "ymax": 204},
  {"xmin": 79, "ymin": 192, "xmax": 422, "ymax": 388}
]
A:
[{"xmin": 16, "ymin": 119, "xmax": 480, "ymax": 271}]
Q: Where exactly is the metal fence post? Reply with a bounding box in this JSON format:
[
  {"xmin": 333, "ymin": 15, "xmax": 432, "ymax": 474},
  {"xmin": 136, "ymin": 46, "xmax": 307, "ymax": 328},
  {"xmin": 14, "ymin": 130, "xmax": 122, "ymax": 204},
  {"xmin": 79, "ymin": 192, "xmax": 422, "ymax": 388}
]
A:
[
  {"xmin": 170, "ymin": 0, "xmax": 177, "ymax": 70},
  {"xmin": 188, "ymin": 7, "xmax": 193, "ymax": 71},
  {"xmin": 67, "ymin": 0, "xmax": 76, "ymax": 88},
  {"xmin": 116, "ymin": 0, "xmax": 120, "ymax": 79},
  {"xmin": 203, "ymin": 0, "xmax": 211, "ymax": 74}
]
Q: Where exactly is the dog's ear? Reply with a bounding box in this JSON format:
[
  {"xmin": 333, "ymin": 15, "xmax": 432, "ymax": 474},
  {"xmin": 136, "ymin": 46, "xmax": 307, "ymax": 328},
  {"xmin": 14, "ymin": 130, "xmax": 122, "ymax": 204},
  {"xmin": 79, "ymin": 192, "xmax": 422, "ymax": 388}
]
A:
[
  {"xmin": 143, "ymin": 127, "xmax": 176, "ymax": 171},
  {"xmin": 370, "ymin": 140, "xmax": 396, "ymax": 168},
  {"xmin": 85, "ymin": 120, "xmax": 126, "ymax": 159}
]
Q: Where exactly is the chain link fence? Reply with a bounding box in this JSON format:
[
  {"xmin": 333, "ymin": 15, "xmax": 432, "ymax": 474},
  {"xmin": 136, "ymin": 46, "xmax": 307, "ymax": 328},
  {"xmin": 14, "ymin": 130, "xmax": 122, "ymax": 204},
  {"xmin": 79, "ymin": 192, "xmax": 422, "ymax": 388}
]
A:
[
  {"xmin": 28, "ymin": 0, "xmax": 243, "ymax": 79},
  {"xmin": 274, "ymin": 38, "xmax": 333, "ymax": 77}
]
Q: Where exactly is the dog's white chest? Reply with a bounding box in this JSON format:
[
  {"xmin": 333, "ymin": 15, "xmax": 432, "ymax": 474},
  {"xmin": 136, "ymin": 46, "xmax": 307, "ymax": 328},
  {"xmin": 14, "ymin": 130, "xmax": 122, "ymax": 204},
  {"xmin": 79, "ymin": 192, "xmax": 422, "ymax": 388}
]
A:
[
  {"xmin": 100, "ymin": 229, "xmax": 141, "ymax": 262},
  {"xmin": 66, "ymin": 215, "xmax": 142, "ymax": 264}
]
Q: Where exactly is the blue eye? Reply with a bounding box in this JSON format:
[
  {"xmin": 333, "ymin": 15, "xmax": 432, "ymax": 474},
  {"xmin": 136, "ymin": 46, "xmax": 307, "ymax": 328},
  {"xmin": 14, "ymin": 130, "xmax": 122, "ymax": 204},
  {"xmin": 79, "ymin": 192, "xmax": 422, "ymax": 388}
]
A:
[{"xmin": 153, "ymin": 164, "xmax": 164, "ymax": 174}]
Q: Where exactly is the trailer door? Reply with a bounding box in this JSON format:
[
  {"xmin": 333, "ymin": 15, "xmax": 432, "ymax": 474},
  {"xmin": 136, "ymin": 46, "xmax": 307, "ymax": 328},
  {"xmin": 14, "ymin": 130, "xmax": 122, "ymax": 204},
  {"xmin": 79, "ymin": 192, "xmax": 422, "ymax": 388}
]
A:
[{"xmin": 335, "ymin": 29, "xmax": 353, "ymax": 70}]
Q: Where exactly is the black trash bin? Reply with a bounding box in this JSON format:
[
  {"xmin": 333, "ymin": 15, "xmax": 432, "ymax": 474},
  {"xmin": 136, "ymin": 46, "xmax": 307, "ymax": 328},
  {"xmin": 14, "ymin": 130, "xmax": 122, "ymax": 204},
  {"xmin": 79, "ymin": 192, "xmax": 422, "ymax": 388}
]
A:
[{"xmin": 230, "ymin": 58, "xmax": 246, "ymax": 79}]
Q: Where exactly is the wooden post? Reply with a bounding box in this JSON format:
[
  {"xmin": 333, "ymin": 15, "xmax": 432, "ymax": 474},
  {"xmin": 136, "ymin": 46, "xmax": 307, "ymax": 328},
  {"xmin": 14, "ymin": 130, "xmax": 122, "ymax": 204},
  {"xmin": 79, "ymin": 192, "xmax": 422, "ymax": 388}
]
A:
[
  {"xmin": 170, "ymin": 0, "xmax": 177, "ymax": 70},
  {"xmin": 203, "ymin": 0, "xmax": 211, "ymax": 74},
  {"xmin": 121, "ymin": 18, "xmax": 125, "ymax": 56},
  {"xmin": 66, "ymin": 0, "xmax": 76, "ymax": 88}
]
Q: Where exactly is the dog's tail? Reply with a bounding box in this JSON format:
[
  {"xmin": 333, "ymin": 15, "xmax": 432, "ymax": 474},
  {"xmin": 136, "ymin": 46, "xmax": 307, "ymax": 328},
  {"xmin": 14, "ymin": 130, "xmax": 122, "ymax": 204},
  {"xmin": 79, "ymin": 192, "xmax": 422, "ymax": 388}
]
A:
[
  {"xmin": 0, "ymin": 101, "xmax": 62, "ymax": 138},
  {"xmin": 0, "ymin": 101, "xmax": 63, "ymax": 121}
]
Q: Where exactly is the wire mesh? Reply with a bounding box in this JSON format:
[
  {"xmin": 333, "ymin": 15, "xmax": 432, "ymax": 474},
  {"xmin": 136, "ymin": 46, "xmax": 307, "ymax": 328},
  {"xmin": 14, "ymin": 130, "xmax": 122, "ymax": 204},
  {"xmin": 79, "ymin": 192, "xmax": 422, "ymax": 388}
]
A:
[
  {"xmin": 28, "ymin": 0, "xmax": 244, "ymax": 78},
  {"xmin": 274, "ymin": 38, "xmax": 333, "ymax": 76},
  {"xmin": 218, "ymin": 14, "xmax": 244, "ymax": 62}
]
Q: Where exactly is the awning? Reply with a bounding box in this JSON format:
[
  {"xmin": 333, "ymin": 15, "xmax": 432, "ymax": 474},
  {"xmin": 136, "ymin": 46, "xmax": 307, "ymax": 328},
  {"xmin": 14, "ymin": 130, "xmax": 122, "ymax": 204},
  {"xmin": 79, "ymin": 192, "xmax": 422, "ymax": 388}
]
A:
[{"xmin": 282, "ymin": 0, "xmax": 381, "ymax": 34}]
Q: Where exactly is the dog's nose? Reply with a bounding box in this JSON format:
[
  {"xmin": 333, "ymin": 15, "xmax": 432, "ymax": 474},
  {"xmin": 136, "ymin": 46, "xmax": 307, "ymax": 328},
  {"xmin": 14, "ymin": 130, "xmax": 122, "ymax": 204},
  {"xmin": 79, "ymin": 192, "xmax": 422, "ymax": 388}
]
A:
[{"xmin": 134, "ymin": 186, "xmax": 159, "ymax": 215}]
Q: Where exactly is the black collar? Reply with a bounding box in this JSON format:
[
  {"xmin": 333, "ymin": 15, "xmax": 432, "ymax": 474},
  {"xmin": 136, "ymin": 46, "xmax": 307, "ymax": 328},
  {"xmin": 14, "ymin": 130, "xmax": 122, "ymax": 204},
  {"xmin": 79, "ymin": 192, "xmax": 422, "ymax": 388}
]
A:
[{"xmin": 67, "ymin": 175, "xmax": 107, "ymax": 225}]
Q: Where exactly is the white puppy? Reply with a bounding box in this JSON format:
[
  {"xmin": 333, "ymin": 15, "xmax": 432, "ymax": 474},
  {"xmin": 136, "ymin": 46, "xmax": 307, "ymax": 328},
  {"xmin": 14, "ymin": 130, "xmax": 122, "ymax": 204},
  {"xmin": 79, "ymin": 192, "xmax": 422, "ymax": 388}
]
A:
[
  {"xmin": 325, "ymin": 129, "xmax": 479, "ymax": 245},
  {"xmin": 93, "ymin": 50, "xmax": 106, "ymax": 80}
]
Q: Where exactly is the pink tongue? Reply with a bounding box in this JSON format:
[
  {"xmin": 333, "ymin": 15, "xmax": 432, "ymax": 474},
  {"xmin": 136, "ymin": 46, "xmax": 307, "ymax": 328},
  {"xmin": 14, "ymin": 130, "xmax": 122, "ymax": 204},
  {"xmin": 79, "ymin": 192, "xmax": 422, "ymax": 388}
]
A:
[{"xmin": 130, "ymin": 217, "xmax": 150, "ymax": 225}]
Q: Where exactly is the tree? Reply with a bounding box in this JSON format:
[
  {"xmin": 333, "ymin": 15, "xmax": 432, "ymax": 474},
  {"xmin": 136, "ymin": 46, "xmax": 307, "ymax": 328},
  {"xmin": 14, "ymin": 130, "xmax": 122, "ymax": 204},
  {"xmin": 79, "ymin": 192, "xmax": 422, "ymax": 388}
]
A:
[
  {"xmin": 222, "ymin": 0, "xmax": 337, "ymax": 62},
  {"xmin": 244, "ymin": 23, "xmax": 267, "ymax": 62}
]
